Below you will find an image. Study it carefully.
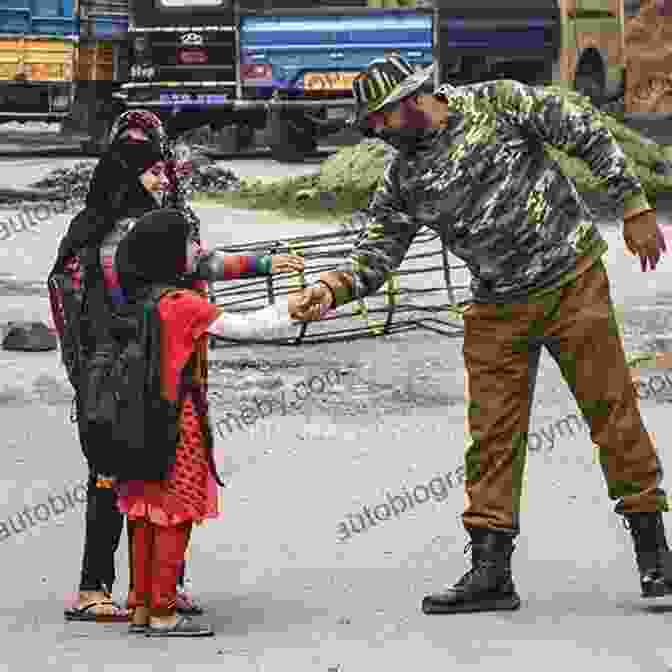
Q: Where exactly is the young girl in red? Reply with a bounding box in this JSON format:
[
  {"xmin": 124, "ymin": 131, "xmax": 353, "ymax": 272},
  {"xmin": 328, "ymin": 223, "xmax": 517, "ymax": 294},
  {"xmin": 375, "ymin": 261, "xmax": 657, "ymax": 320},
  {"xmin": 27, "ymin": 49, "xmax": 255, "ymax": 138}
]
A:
[{"xmin": 114, "ymin": 209, "xmax": 300, "ymax": 637}]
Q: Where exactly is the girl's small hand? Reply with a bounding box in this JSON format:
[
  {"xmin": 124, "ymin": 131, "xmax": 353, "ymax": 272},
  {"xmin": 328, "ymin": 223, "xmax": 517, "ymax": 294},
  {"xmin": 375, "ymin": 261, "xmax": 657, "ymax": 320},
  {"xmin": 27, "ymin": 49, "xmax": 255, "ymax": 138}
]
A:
[
  {"xmin": 271, "ymin": 255, "xmax": 304, "ymax": 274},
  {"xmin": 287, "ymin": 290, "xmax": 304, "ymax": 319},
  {"xmin": 175, "ymin": 159, "xmax": 193, "ymax": 179}
]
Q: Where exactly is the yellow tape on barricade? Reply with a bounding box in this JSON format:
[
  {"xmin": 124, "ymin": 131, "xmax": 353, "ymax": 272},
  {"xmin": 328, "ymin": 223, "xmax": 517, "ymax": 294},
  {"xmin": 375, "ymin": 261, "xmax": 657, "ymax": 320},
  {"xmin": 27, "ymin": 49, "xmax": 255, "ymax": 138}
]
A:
[
  {"xmin": 520, "ymin": 473, "xmax": 528, "ymax": 514},
  {"xmin": 286, "ymin": 240, "xmax": 305, "ymax": 292},
  {"xmin": 287, "ymin": 240, "xmax": 307, "ymax": 342},
  {"xmin": 350, "ymin": 259, "xmax": 400, "ymax": 336}
]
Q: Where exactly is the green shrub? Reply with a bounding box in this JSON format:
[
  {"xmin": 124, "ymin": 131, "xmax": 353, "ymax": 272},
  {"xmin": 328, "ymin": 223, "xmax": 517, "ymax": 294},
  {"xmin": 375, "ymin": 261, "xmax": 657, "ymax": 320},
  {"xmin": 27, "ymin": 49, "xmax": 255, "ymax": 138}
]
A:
[{"xmin": 197, "ymin": 88, "xmax": 672, "ymax": 220}]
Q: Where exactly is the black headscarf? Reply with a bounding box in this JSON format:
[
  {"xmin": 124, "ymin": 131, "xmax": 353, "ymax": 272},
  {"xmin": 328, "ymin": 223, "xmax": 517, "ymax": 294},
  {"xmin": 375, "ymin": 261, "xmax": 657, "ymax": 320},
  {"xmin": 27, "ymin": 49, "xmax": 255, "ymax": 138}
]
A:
[
  {"xmin": 116, "ymin": 209, "xmax": 192, "ymax": 302},
  {"xmin": 50, "ymin": 139, "xmax": 165, "ymax": 273},
  {"xmin": 85, "ymin": 139, "xmax": 164, "ymax": 212}
]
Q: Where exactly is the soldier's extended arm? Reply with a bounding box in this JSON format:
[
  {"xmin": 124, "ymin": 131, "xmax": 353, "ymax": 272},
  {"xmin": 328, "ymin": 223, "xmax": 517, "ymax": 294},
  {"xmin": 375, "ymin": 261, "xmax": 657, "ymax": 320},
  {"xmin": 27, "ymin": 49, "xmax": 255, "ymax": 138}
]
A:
[
  {"xmin": 318, "ymin": 157, "xmax": 422, "ymax": 308},
  {"xmin": 485, "ymin": 80, "xmax": 652, "ymax": 220}
]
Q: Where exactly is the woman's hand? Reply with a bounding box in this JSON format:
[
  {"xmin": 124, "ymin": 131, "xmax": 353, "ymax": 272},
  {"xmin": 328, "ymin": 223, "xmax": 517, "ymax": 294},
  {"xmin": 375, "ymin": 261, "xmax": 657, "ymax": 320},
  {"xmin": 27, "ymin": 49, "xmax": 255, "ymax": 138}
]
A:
[
  {"xmin": 271, "ymin": 254, "xmax": 304, "ymax": 274},
  {"xmin": 174, "ymin": 159, "xmax": 193, "ymax": 179}
]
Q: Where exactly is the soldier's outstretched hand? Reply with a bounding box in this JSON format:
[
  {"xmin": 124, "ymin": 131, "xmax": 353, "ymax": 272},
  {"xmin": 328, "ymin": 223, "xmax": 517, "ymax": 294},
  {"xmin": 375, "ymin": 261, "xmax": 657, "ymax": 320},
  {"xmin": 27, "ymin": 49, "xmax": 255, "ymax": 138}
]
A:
[{"xmin": 290, "ymin": 284, "xmax": 332, "ymax": 321}]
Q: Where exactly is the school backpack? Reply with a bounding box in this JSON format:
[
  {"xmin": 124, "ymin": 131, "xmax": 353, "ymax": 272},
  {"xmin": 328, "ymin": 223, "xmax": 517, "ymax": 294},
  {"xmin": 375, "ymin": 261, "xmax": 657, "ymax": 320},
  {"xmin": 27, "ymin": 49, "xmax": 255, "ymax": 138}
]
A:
[
  {"xmin": 48, "ymin": 225, "xmax": 183, "ymax": 480},
  {"xmin": 81, "ymin": 286, "xmax": 178, "ymax": 481},
  {"xmin": 82, "ymin": 286, "xmax": 224, "ymax": 484}
]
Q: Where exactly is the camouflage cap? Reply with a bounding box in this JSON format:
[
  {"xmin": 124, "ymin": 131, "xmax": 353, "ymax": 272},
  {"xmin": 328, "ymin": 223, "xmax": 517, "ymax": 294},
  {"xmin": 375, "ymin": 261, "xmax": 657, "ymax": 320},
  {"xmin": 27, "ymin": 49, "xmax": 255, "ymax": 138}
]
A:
[{"xmin": 351, "ymin": 55, "xmax": 435, "ymax": 127}]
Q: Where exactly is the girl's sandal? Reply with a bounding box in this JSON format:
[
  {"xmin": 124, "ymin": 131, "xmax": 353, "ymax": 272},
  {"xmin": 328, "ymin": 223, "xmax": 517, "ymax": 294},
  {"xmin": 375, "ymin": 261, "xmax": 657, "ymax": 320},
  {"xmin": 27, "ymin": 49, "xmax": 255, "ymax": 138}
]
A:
[
  {"xmin": 64, "ymin": 601, "xmax": 131, "ymax": 623},
  {"xmin": 145, "ymin": 615, "xmax": 214, "ymax": 637},
  {"xmin": 128, "ymin": 623, "xmax": 149, "ymax": 634},
  {"xmin": 176, "ymin": 588, "xmax": 204, "ymax": 616}
]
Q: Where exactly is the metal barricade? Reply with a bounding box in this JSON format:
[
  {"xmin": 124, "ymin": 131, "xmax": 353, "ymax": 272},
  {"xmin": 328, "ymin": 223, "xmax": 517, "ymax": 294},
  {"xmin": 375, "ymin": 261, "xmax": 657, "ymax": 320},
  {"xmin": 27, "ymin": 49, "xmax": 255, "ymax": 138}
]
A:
[{"xmin": 208, "ymin": 224, "xmax": 470, "ymax": 347}]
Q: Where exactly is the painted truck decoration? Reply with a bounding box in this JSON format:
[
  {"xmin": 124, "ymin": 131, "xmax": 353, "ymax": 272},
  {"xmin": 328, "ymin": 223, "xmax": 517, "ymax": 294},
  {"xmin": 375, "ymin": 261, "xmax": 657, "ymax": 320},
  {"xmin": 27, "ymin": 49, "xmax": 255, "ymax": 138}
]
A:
[
  {"xmin": 0, "ymin": 0, "xmax": 77, "ymax": 121},
  {"xmin": 122, "ymin": 0, "xmax": 561, "ymax": 160},
  {"xmin": 0, "ymin": 0, "xmax": 129, "ymax": 150},
  {"xmin": 0, "ymin": 1, "xmax": 654, "ymax": 155}
]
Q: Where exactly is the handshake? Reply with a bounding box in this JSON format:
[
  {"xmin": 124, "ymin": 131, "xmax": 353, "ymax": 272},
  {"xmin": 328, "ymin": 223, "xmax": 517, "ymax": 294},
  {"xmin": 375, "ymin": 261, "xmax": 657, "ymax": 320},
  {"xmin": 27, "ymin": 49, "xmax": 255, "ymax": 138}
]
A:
[{"xmin": 287, "ymin": 282, "xmax": 336, "ymax": 322}]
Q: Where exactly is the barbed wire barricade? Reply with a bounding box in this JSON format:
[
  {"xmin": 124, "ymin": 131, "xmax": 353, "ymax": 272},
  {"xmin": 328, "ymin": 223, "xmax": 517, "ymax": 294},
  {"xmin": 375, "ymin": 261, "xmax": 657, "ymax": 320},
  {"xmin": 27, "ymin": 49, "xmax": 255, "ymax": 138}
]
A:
[{"xmin": 208, "ymin": 225, "xmax": 471, "ymax": 347}]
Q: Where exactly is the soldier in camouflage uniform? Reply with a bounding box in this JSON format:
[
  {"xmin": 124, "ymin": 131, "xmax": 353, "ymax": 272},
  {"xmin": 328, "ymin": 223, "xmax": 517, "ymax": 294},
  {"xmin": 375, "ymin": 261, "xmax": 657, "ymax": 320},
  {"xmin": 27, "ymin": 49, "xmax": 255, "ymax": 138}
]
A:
[{"xmin": 293, "ymin": 55, "xmax": 671, "ymax": 613}]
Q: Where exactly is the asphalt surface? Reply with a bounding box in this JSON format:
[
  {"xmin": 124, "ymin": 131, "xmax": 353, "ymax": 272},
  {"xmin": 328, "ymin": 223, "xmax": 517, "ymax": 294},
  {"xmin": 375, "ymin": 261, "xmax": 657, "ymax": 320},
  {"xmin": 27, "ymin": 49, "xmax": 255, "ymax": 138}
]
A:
[{"xmin": 2, "ymin": 140, "xmax": 672, "ymax": 670}]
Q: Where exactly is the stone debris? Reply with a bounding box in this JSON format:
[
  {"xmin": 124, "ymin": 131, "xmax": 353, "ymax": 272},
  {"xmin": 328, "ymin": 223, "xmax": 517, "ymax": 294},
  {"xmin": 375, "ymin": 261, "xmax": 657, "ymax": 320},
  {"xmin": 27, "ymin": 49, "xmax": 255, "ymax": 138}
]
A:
[
  {"xmin": 20, "ymin": 153, "xmax": 242, "ymax": 206},
  {"xmin": 29, "ymin": 161, "xmax": 96, "ymax": 202},
  {"xmin": 2, "ymin": 321, "xmax": 57, "ymax": 352}
]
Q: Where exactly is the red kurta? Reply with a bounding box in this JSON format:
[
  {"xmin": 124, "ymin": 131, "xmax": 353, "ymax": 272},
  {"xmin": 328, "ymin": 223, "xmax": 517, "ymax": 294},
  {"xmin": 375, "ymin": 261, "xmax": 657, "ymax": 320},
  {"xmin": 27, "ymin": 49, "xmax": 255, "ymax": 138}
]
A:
[{"xmin": 116, "ymin": 290, "xmax": 221, "ymax": 526}]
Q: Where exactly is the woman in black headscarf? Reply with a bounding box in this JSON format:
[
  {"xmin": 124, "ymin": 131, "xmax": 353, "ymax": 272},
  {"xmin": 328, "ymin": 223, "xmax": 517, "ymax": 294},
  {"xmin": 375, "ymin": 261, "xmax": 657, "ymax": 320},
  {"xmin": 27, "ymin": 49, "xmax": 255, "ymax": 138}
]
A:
[{"xmin": 58, "ymin": 132, "xmax": 170, "ymax": 623}]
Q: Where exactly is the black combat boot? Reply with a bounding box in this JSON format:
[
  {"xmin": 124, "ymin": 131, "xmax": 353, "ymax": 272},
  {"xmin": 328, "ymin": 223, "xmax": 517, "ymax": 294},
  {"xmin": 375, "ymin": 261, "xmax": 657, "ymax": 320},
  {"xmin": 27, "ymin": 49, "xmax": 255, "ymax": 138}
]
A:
[
  {"xmin": 623, "ymin": 512, "xmax": 672, "ymax": 598},
  {"xmin": 421, "ymin": 527, "xmax": 521, "ymax": 614}
]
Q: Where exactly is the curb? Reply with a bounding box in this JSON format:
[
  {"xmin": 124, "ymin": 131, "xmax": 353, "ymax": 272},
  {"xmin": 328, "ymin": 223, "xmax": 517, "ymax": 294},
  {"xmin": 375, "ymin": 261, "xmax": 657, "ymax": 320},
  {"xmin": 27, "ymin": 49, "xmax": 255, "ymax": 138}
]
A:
[{"xmin": 0, "ymin": 187, "xmax": 65, "ymax": 202}]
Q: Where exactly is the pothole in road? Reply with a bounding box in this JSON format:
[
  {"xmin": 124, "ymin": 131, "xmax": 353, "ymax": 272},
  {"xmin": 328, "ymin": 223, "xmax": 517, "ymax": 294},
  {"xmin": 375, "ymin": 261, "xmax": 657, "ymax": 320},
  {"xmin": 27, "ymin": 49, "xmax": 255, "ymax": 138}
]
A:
[{"xmin": 207, "ymin": 355, "xmax": 464, "ymax": 418}]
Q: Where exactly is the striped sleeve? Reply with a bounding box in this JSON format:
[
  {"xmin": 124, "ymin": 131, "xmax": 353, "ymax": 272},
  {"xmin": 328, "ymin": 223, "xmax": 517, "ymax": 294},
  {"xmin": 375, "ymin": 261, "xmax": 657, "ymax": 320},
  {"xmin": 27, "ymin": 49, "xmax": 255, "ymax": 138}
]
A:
[
  {"xmin": 100, "ymin": 243, "xmax": 127, "ymax": 307},
  {"xmin": 196, "ymin": 251, "xmax": 272, "ymax": 281}
]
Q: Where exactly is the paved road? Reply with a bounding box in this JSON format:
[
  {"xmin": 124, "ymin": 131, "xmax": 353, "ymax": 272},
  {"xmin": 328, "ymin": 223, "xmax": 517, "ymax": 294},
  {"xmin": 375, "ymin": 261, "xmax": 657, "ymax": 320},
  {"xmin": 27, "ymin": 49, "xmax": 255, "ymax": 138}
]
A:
[{"xmin": 2, "ymin": 157, "xmax": 672, "ymax": 670}]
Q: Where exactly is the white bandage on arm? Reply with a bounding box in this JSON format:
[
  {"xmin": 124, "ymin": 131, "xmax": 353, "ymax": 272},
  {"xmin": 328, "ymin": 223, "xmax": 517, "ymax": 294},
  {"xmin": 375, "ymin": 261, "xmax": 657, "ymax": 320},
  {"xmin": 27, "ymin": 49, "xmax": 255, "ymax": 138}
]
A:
[{"xmin": 206, "ymin": 296, "xmax": 299, "ymax": 340}]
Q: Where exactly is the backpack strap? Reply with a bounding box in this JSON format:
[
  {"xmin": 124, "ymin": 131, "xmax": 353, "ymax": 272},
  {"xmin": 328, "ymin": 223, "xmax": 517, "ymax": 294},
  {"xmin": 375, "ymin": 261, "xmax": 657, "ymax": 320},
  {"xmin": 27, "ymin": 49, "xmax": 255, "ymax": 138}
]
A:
[{"xmin": 48, "ymin": 257, "xmax": 87, "ymax": 390}]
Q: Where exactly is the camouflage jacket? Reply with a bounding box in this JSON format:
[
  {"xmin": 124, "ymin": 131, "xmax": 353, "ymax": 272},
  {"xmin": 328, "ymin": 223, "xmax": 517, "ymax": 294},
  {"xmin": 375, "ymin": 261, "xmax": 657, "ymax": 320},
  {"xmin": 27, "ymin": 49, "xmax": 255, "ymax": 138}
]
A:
[{"xmin": 328, "ymin": 80, "xmax": 651, "ymax": 305}]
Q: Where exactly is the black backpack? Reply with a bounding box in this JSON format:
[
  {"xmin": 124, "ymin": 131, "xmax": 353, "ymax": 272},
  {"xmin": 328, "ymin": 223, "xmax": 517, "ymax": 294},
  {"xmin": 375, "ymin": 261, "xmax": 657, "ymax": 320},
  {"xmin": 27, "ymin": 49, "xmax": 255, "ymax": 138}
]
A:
[
  {"xmin": 82, "ymin": 287, "xmax": 177, "ymax": 482},
  {"xmin": 82, "ymin": 286, "xmax": 225, "ymax": 484}
]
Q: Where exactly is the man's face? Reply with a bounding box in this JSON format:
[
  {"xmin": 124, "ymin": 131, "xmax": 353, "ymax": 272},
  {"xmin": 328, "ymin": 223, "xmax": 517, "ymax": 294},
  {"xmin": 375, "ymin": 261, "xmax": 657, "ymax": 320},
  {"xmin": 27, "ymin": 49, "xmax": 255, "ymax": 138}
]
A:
[
  {"xmin": 364, "ymin": 95, "xmax": 434, "ymax": 135},
  {"xmin": 366, "ymin": 101, "xmax": 405, "ymax": 133}
]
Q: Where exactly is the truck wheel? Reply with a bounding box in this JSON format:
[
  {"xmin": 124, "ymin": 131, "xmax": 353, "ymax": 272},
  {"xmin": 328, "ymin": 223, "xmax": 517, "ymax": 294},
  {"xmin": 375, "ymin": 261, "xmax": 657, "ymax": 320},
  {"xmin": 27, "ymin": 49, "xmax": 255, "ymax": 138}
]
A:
[
  {"xmin": 267, "ymin": 110, "xmax": 316, "ymax": 163},
  {"xmin": 237, "ymin": 123, "xmax": 255, "ymax": 150},
  {"xmin": 574, "ymin": 58, "xmax": 607, "ymax": 107},
  {"xmin": 215, "ymin": 124, "xmax": 256, "ymax": 153},
  {"xmin": 81, "ymin": 120, "xmax": 111, "ymax": 155},
  {"xmin": 575, "ymin": 74, "xmax": 604, "ymax": 106}
]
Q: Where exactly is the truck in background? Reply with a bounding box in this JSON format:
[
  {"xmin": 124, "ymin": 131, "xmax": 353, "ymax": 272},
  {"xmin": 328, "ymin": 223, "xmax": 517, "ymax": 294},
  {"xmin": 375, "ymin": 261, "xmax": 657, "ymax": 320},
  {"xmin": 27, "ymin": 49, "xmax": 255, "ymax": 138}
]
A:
[
  {"xmin": 238, "ymin": 0, "xmax": 649, "ymax": 159},
  {"xmin": 0, "ymin": 1, "xmax": 77, "ymax": 125},
  {"xmin": 122, "ymin": 0, "xmax": 241, "ymax": 145},
  {"xmin": 0, "ymin": 1, "xmax": 650, "ymax": 157},
  {"xmin": 236, "ymin": 0, "xmax": 435, "ymax": 161},
  {"xmin": 121, "ymin": 0, "xmax": 561, "ymax": 161},
  {"xmin": 557, "ymin": 0, "xmax": 626, "ymax": 108},
  {"xmin": 0, "ymin": 0, "xmax": 130, "ymax": 151},
  {"xmin": 69, "ymin": 0, "xmax": 131, "ymax": 153},
  {"xmin": 238, "ymin": 0, "xmax": 561, "ymax": 160}
]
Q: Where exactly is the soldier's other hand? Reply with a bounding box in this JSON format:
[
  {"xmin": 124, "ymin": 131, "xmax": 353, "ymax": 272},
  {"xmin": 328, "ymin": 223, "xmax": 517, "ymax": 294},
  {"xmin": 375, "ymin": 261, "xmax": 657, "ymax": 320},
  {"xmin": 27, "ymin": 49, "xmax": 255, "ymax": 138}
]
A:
[{"xmin": 623, "ymin": 210, "xmax": 666, "ymax": 272}]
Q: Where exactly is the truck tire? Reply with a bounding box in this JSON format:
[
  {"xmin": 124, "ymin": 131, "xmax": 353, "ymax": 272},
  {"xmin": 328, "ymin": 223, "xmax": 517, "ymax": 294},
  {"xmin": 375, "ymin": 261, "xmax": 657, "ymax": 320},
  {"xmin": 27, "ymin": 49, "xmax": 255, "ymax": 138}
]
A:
[
  {"xmin": 574, "ymin": 73, "xmax": 606, "ymax": 107},
  {"xmin": 81, "ymin": 120, "xmax": 112, "ymax": 155},
  {"xmin": 215, "ymin": 123, "xmax": 256, "ymax": 153},
  {"xmin": 237, "ymin": 123, "xmax": 255, "ymax": 151},
  {"xmin": 267, "ymin": 109, "xmax": 316, "ymax": 163},
  {"xmin": 574, "ymin": 52, "xmax": 606, "ymax": 107},
  {"xmin": 80, "ymin": 104, "xmax": 114, "ymax": 156}
]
